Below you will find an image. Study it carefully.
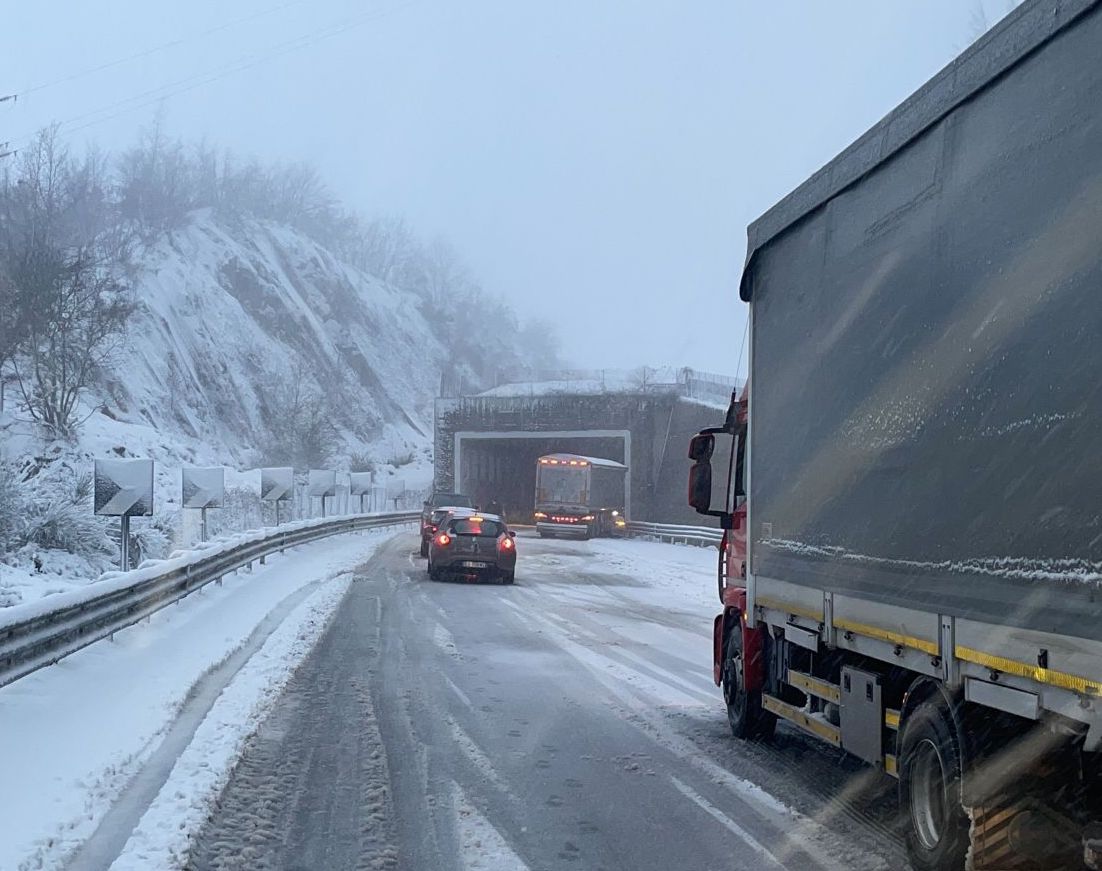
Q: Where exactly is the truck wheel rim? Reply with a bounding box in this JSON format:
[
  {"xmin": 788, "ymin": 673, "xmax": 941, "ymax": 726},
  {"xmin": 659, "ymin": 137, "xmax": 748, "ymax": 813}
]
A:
[
  {"xmin": 723, "ymin": 651, "xmax": 742, "ymax": 709},
  {"xmin": 910, "ymin": 739, "xmax": 947, "ymax": 850}
]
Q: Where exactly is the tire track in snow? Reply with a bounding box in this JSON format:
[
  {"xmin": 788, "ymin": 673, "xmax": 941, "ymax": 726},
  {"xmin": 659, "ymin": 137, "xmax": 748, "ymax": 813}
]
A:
[{"xmin": 64, "ymin": 576, "xmax": 334, "ymax": 871}]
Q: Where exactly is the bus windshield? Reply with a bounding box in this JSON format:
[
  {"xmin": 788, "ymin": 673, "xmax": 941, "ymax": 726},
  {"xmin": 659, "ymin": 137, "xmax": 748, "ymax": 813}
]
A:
[{"xmin": 537, "ymin": 466, "xmax": 588, "ymax": 506}]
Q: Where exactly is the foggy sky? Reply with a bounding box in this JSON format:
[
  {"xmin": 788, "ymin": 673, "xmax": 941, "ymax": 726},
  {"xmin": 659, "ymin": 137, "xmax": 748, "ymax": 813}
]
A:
[{"xmin": 0, "ymin": 1, "xmax": 1009, "ymax": 377}]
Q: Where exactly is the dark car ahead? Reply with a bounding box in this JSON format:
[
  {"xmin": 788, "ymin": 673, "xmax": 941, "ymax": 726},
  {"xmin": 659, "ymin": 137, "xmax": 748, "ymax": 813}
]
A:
[
  {"xmin": 427, "ymin": 513, "xmax": 516, "ymax": 584},
  {"xmin": 420, "ymin": 492, "xmax": 474, "ymax": 557}
]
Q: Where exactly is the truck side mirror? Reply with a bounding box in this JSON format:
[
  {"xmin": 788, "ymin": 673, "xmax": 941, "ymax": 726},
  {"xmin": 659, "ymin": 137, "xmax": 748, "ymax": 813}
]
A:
[
  {"xmin": 688, "ymin": 460, "xmax": 713, "ymax": 512},
  {"xmin": 688, "ymin": 432, "xmax": 714, "ymax": 463},
  {"xmin": 688, "ymin": 430, "xmax": 737, "ymax": 519}
]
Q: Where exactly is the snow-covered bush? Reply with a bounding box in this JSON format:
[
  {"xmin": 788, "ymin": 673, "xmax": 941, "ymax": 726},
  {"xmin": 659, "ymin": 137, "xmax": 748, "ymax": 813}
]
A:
[
  {"xmin": 132, "ymin": 521, "xmax": 171, "ymax": 562},
  {"xmin": 22, "ymin": 497, "xmax": 113, "ymax": 557},
  {"xmin": 0, "ymin": 457, "xmax": 112, "ymax": 562},
  {"xmin": 0, "ymin": 460, "xmax": 22, "ymax": 553},
  {"xmin": 209, "ymin": 486, "xmax": 263, "ymax": 538}
]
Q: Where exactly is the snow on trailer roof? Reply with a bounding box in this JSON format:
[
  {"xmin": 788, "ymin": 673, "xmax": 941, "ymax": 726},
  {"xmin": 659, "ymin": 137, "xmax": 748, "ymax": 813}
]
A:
[
  {"xmin": 738, "ymin": 0, "xmax": 1094, "ymax": 301},
  {"xmin": 537, "ymin": 453, "xmax": 627, "ymax": 469}
]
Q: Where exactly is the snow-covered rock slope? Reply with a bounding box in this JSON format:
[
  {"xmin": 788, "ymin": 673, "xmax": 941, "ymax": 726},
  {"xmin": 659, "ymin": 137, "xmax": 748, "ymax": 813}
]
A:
[{"xmin": 105, "ymin": 209, "xmax": 442, "ymax": 464}]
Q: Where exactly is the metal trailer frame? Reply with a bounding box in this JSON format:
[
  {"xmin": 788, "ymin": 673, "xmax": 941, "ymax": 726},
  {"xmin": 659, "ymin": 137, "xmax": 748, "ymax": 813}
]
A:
[{"xmin": 737, "ymin": 0, "xmax": 1102, "ymax": 758}]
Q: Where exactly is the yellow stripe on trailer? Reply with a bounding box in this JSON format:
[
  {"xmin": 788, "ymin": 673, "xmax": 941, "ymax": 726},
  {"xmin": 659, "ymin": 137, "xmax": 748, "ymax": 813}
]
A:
[
  {"xmin": 787, "ymin": 669, "xmax": 841, "ymax": 704},
  {"xmin": 956, "ymin": 646, "xmax": 1102, "ymax": 697},
  {"xmin": 834, "ymin": 617, "xmax": 939, "ymax": 656},
  {"xmin": 762, "ymin": 694, "xmax": 841, "ymax": 747},
  {"xmin": 884, "ymin": 709, "xmax": 900, "ymax": 730},
  {"xmin": 756, "ymin": 596, "xmax": 823, "ymax": 622}
]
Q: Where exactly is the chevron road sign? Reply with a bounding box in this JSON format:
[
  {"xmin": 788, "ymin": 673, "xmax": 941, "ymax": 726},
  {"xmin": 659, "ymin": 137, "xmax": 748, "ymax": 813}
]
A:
[
  {"xmin": 182, "ymin": 467, "xmax": 224, "ymax": 509},
  {"xmin": 308, "ymin": 469, "xmax": 337, "ymax": 498},
  {"xmin": 349, "ymin": 472, "xmax": 373, "ymax": 496},
  {"xmin": 260, "ymin": 467, "xmax": 294, "ymax": 502},
  {"xmin": 94, "ymin": 459, "xmax": 154, "ymax": 517}
]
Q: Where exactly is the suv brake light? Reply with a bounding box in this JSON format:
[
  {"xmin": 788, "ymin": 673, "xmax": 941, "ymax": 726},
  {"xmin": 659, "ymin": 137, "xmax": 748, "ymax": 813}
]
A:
[
  {"xmin": 435, "ymin": 533, "xmax": 452, "ymax": 547},
  {"xmin": 499, "ymin": 537, "xmax": 515, "ymax": 552}
]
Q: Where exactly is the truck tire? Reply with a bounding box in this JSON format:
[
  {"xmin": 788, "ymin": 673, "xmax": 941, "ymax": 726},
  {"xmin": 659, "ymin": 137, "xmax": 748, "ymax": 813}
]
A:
[
  {"xmin": 899, "ymin": 700, "xmax": 970, "ymax": 871},
  {"xmin": 500, "ymin": 570, "xmax": 514, "ymax": 584},
  {"xmin": 721, "ymin": 624, "xmax": 775, "ymax": 740}
]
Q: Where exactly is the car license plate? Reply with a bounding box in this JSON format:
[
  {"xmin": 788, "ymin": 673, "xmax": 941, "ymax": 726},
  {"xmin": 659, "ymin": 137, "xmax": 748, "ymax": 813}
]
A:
[{"xmin": 461, "ymin": 561, "xmax": 488, "ymax": 568}]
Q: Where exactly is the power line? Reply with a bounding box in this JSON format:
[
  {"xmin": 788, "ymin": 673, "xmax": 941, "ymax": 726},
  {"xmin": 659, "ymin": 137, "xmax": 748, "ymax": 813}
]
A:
[
  {"xmin": 8, "ymin": 1, "xmax": 418, "ymax": 150},
  {"xmin": 16, "ymin": 0, "xmax": 307, "ymax": 98}
]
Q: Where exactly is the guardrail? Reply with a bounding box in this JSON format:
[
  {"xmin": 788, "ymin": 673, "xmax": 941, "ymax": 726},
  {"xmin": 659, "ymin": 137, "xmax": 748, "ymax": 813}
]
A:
[
  {"xmin": 0, "ymin": 511, "xmax": 418, "ymax": 690},
  {"xmin": 625, "ymin": 521, "xmax": 723, "ymax": 547}
]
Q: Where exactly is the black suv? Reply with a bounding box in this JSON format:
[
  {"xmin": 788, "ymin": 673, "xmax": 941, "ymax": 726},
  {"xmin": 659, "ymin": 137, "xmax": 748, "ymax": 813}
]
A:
[{"xmin": 420, "ymin": 492, "xmax": 474, "ymax": 557}]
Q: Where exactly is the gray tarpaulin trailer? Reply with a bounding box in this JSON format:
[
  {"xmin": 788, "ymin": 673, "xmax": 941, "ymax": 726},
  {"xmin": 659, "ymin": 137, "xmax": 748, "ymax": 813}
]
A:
[{"xmin": 694, "ymin": 2, "xmax": 1102, "ymax": 868}]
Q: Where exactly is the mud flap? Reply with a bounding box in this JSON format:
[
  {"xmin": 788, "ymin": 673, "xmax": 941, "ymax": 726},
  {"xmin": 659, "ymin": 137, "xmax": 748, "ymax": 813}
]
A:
[{"xmin": 967, "ymin": 798, "xmax": 1082, "ymax": 870}]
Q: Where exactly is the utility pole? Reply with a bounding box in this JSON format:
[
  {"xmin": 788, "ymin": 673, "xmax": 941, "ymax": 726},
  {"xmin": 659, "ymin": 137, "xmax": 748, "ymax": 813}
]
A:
[{"xmin": 1, "ymin": 93, "xmax": 16, "ymax": 160}]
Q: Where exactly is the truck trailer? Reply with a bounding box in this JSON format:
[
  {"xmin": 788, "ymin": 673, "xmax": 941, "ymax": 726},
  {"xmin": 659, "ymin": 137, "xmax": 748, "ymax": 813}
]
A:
[
  {"xmin": 534, "ymin": 453, "xmax": 627, "ymax": 539},
  {"xmin": 690, "ymin": 2, "xmax": 1102, "ymax": 868}
]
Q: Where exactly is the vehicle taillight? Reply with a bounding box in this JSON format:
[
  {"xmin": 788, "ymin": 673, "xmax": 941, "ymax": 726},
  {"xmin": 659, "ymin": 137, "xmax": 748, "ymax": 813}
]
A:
[
  {"xmin": 435, "ymin": 533, "xmax": 452, "ymax": 547},
  {"xmin": 534, "ymin": 511, "xmax": 547, "ymax": 519},
  {"xmin": 500, "ymin": 537, "xmax": 514, "ymax": 551},
  {"xmin": 582, "ymin": 515, "xmax": 595, "ymax": 521}
]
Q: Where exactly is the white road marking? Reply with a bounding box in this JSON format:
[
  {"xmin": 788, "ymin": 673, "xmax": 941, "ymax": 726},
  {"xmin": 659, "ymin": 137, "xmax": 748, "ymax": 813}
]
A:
[
  {"xmin": 445, "ymin": 715, "xmax": 515, "ymax": 800},
  {"xmin": 670, "ymin": 775, "xmax": 785, "ymax": 869},
  {"xmin": 433, "ymin": 622, "xmax": 460, "ymax": 658},
  {"xmin": 453, "ymin": 781, "xmax": 530, "ymax": 871},
  {"xmin": 445, "ymin": 674, "xmax": 474, "ymax": 710}
]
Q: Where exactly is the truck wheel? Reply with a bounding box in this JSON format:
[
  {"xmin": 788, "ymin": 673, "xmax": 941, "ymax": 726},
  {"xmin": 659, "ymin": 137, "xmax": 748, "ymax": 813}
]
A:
[
  {"xmin": 899, "ymin": 701, "xmax": 970, "ymax": 871},
  {"xmin": 500, "ymin": 570, "xmax": 514, "ymax": 584},
  {"xmin": 420, "ymin": 539, "xmax": 429, "ymax": 558},
  {"xmin": 721, "ymin": 624, "xmax": 775, "ymax": 740}
]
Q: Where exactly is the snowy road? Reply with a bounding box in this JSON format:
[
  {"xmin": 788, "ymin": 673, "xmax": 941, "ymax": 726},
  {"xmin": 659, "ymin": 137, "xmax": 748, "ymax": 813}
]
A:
[
  {"xmin": 0, "ymin": 526, "xmax": 401, "ymax": 871},
  {"xmin": 183, "ymin": 532, "xmax": 908, "ymax": 871}
]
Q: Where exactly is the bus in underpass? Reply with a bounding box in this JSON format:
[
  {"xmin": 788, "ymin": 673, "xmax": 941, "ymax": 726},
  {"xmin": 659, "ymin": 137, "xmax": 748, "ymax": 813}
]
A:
[{"xmin": 533, "ymin": 453, "xmax": 627, "ymax": 539}]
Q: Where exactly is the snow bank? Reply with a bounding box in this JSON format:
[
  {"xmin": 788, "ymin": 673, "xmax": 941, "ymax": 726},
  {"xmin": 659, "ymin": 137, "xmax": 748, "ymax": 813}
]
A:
[
  {"xmin": 109, "ymin": 575, "xmax": 353, "ymax": 871},
  {"xmin": 0, "ymin": 529, "xmax": 387, "ymax": 871}
]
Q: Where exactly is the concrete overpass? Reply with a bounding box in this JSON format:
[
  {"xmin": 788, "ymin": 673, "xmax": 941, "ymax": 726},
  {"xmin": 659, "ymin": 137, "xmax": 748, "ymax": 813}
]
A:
[{"xmin": 433, "ymin": 370, "xmax": 739, "ymax": 523}]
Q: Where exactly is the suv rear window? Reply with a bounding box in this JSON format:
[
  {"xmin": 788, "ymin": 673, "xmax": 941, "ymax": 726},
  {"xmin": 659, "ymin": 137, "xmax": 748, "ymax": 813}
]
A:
[{"xmin": 448, "ymin": 519, "xmax": 504, "ymax": 537}]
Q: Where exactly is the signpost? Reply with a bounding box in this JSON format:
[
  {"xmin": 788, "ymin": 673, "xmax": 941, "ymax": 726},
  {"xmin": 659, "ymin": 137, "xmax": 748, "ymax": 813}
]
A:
[
  {"xmin": 260, "ymin": 467, "xmax": 294, "ymax": 524},
  {"xmin": 308, "ymin": 469, "xmax": 337, "ymax": 517},
  {"xmin": 182, "ymin": 467, "xmax": 224, "ymax": 541},
  {"xmin": 385, "ymin": 479, "xmax": 406, "ymax": 511},
  {"xmin": 94, "ymin": 458, "xmax": 154, "ymax": 571},
  {"xmin": 349, "ymin": 472, "xmax": 373, "ymax": 513}
]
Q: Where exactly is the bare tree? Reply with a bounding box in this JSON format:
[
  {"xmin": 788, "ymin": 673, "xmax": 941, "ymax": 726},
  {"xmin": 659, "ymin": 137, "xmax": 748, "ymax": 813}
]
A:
[
  {"xmin": 260, "ymin": 365, "xmax": 339, "ymax": 469},
  {"xmin": 517, "ymin": 317, "xmax": 563, "ymax": 370},
  {"xmin": 417, "ymin": 236, "xmax": 471, "ymax": 307},
  {"xmin": 349, "ymin": 214, "xmax": 418, "ymax": 284},
  {"xmin": 0, "ymin": 129, "xmax": 134, "ymax": 438},
  {"xmin": 268, "ymin": 162, "xmax": 334, "ymax": 224},
  {"xmin": 0, "ymin": 265, "xmax": 19, "ymax": 373},
  {"xmin": 116, "ymin": 112, "xmax": 194, "ymax": 237}
]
